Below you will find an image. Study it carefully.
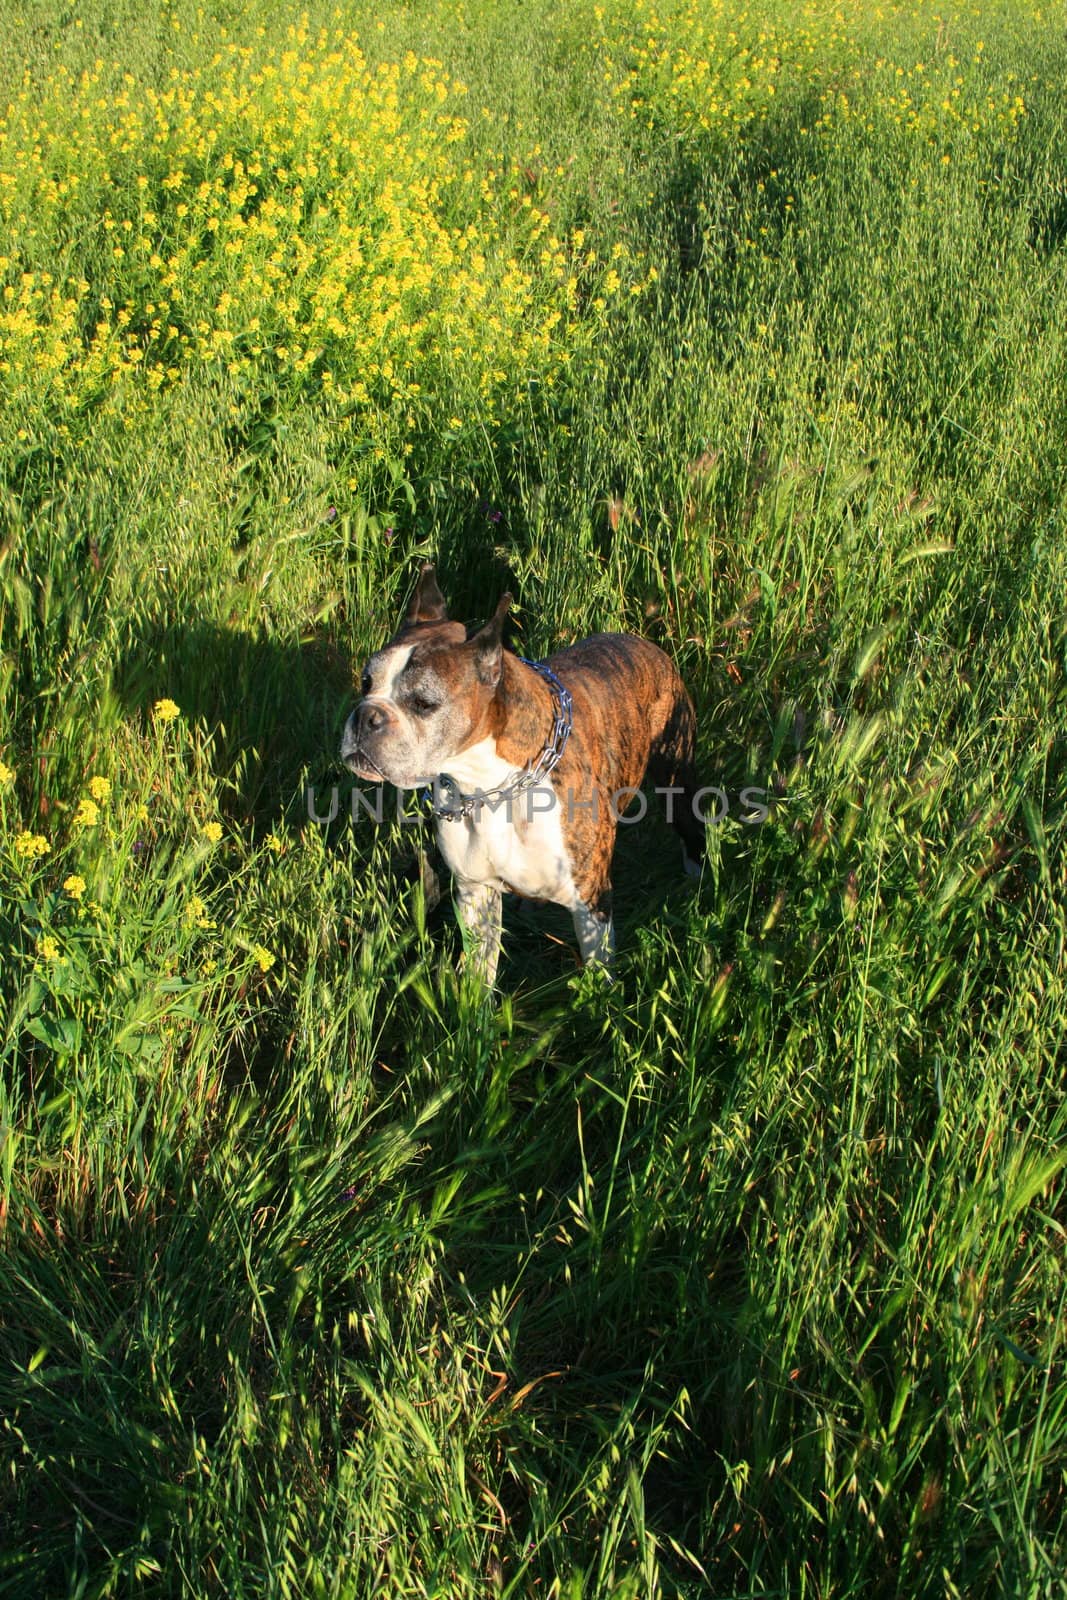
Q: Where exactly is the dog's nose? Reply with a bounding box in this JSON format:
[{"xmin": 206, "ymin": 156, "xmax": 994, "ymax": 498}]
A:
[
  {"xmin": 360, "ymin": 701, "xmax": 387, "ymax": 734},
  {"xmin": 340, "ymin": 711, "xmax": 360, "ymax": 761}
]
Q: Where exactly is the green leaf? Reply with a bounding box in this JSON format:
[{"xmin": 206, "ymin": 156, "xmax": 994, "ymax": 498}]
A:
[
  {"xmin": 1006, "ymin": 1148, "xmax": 1067, "ymax": 1221},
  {"xmin": 25, "ymin": 1013, "xmax": 83, "ymax": 1056},
  {"xmin": 115, "ymin": 1029, "xmax": 164, "ymax": 1064},
  {"xmin": 1020, "ymin": 795, "xmax": 1051, "ymax": 890}
]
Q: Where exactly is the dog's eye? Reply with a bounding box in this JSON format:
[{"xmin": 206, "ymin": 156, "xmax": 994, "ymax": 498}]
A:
[
  {"xmin": 408, "ymin": 694, "xmax": 440, "ymax": 717},
  {"xmin": 360, "ymin": 671, "xmax": 372, "ymax": 697}
]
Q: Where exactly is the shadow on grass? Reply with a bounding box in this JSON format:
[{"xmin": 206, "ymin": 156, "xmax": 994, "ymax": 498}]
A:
[{"xmin": 112, "ymin": 617, "xmax": 357, "ymax": 824}]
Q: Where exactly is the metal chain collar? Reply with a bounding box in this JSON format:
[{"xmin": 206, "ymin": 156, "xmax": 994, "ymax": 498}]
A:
[{"xmin": 426, "ymin": 656, "xmax": 573, "ymax": 823}]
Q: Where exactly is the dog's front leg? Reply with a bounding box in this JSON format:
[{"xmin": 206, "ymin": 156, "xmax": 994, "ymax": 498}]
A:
[
  {"xmin": 455, "ymin": 878, "xmax": 503, "ymax": 985},
  {"xmin": 572, "ymin": 894, "xmax": 614, "ymax": 969}
]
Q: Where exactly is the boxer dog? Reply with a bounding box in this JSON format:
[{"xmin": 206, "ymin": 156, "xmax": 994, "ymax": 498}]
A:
[{"xmin": 341, "ymin": 563, "xmax": 704, "ymax": 982}]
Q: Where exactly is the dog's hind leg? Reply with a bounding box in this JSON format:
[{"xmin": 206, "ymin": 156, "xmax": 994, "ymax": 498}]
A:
[{"xmin": 648, "ymin": 690, "xmax": 706, "ymax": 876}]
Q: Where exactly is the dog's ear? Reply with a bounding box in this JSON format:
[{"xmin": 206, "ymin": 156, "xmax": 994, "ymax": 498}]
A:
[
  {"xmin": 404, "ymin": 562, "xmax": 449, "ymax": 625},
  {"xmin": 469, "ymin": 592, "xmax": 512, "ymax": 687}
]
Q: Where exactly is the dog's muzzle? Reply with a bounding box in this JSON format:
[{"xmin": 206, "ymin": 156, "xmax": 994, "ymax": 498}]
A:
[{"xmin": 341, "ymin": 703, "xmax": 391, "ymax": 776}]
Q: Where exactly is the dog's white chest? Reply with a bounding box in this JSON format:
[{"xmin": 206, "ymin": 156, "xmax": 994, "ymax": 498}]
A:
[{"xmin": 434, "ymin": 788, "xmax": 575, "ymax": 905}]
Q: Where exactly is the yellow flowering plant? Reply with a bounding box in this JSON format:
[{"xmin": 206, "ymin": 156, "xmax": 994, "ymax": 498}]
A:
[
  {"xmin": 14, "ymin": 832, "xmax": 50, "ymax": 860},
  {"xmin": 0, "ymin": 25, "xmax": 630, "ymax": 484},
  {"xmin": 73, "ymin": 798, "xmax": 101, "ymax": 829},
  {"xmin": 251, "ymin": 945, "xmax": 275, "ymax": 974}
]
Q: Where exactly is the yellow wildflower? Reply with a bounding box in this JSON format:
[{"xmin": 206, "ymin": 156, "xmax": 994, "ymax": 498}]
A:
[
  {"xmin": 184, "ymin": 894, "xmax": 216, "ymax": 930},
  {"xmin": 0, "ymin": 761, "xmax": 14, "ymax": 786},
  {"xmin": 73, "ymin": 798, "xmax": 100, "ymax": 827},
  {"xmin": 88, "ymin": 776, "xmax": 111, "ymax": 803},
  {"xmin": 37, "ymin": 935, "xmax": 61, "ymax": 962},
  {"xmin": 202, "ymin": 821, "xmax": 223, "ymax": 844},
  {"xmin": 136, "ymin": 803, "xmax": 150, "ymax": 823},
  {"xmin": 63, "ymin": 874, "xmax": 87, "ymax": 900},
  {"xmin": 153, "ymin": 698, "xmax": 181, "ymax": 722},
  {"xmin": 15, "ymin": 832, "xmax": 50, "ymax": 859},
  {"xmin": 252, "ymin": 945, "xmax": 275, "ymax": 973}
]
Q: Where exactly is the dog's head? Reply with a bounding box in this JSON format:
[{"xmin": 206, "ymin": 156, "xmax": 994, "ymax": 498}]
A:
[{"xmin": 341, "ymin": 563, "xmax": 512, "ymax": 788}]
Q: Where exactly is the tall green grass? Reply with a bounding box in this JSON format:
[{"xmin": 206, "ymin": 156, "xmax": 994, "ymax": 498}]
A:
[{"xmin": 1, "ymin": 1, "xmax": 1065, "ymax": 1594}]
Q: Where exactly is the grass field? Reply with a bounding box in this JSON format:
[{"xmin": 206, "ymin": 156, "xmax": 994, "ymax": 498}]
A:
[{"xmin": 1, "ymin": 0, "xmax": 1066, "ymax": 1593}]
